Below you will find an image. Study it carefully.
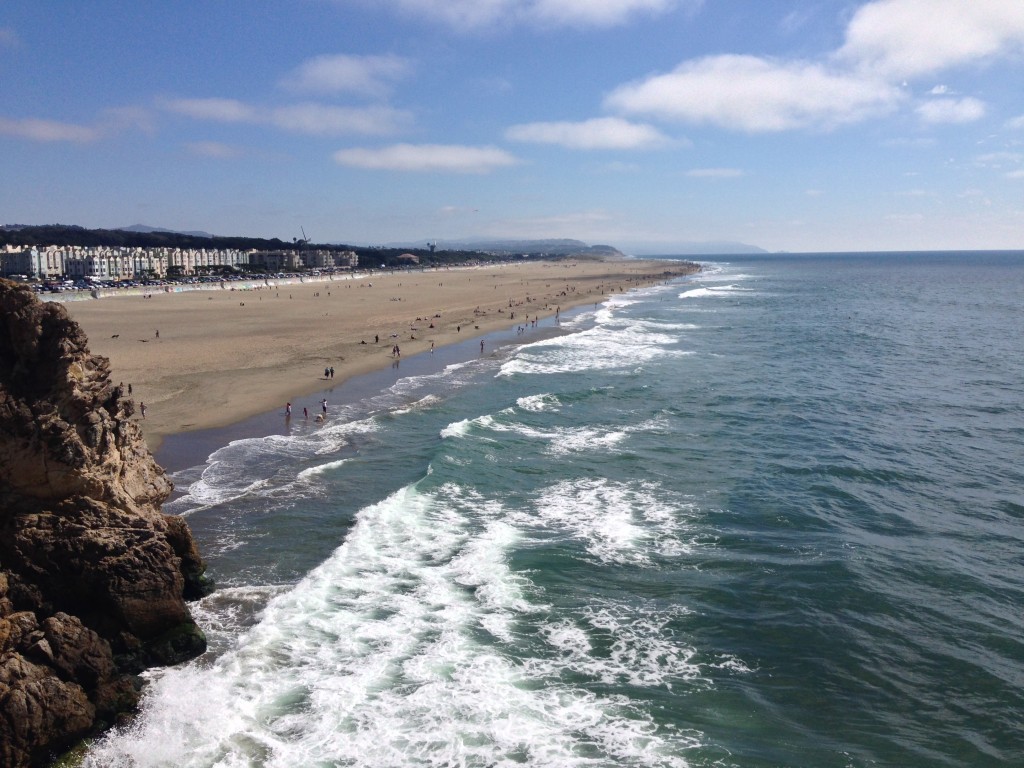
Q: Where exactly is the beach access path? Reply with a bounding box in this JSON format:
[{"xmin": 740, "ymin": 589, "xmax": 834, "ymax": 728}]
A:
[{"xmin": 66, "ymin": 258, "xmax": 696, "ymax": 452}]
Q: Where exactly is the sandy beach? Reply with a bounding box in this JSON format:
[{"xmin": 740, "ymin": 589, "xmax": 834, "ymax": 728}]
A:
[{"xmin": 65, "ymin": 258, "xmax": 695, "ymax": 452}]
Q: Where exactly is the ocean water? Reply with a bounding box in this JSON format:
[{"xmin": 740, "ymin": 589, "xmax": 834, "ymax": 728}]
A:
[{"xmin": 85, "ymin": 252, "xmax": 1024, "ymax": 767}]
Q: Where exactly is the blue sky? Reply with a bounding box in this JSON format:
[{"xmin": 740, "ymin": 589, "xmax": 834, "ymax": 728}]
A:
[{"xmin": 2, "ymin": 0, "xmax": 1023, "ymax": 253}]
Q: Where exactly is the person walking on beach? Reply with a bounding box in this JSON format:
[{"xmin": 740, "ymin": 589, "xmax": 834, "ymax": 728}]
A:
[
  {"xmin": 139, "ymin": 402, "xmax": 146, "ymax": 419},
  {"xmin": 330, "ymin": 366, "xmax": 334, "ymax": 379}
]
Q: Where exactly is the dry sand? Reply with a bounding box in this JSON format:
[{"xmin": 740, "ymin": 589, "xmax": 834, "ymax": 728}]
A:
[{"xmin": 65, "ymin": 258, "xmax": 695, "ymax": 452}]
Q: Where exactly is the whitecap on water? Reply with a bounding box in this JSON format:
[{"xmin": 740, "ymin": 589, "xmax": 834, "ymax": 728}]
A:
[
  {"xmin": 522, "ymin": 477, "xmax": 699, "ymax": 566},
  {"xmin": 516, "ymin": 392, "xmax": 561, "ymax": 412},
  {"xmin": 538, "ymin": 600, "xmax": 702, "ymax": 690},
  {"xmin": 499, "ymin": 322, "xmax": 678, "ymax": 377},
  {"xmin": 87, "ymin": 480, "xmax": 707, "ymax": 767},
  {"xmin": 678, "ymin": 284, "xmax": 753, "ymax": 299}
]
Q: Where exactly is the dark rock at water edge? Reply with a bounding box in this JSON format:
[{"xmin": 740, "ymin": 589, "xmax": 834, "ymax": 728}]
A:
[{"xmin": 0, "ymin": 279, "xmax": 212, "ymax": 767}]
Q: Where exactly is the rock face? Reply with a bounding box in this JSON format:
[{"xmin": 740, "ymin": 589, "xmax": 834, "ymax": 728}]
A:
[{"xmin": 0, "ymin": 280, "xmax": 210, "ymax": 767}]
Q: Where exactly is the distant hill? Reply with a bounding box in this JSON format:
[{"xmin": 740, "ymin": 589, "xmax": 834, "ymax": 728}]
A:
[
  {"xmin": 635, "ymin": 241, "xmax": 768, "ymax": 255},
  {"xmin": 392, "ymin": 238, "xmax": 625, "ymax": 258},
  {"xmin": 0, "ymin": 223, "xmax": 292, "ymax": 251},
  {"xmin": 118, "ymin": 224, "xmax": 216, "ymax": 238}
]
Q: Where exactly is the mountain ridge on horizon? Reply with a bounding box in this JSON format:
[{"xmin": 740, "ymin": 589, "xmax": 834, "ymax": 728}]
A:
[
  {"xmin": 118, "ymin": 223, "xmax": 216, "ymax": 239},
  {"xmin": 3, "ymin": 223, "xmax": 768, "ymax": 256},
  {"xmin": 382, "ymin": 237, "xmax": 768, "ymax": 256}
]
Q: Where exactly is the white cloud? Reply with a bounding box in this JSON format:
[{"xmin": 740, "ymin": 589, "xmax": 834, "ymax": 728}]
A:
[
  {"xmin": 885, "ymin": 212, "xmax": 926, "ymax": 223},
  {"xmin": 280, "ymin": 53, "xmax": 411, "ymax": 96},
  {"xmin": 916, "ymin": 97, "xmax": 986, "ymax": 124},
  {"xmin": 163, "ymin": 97, "xmax": 410, "ymax": 136},
  {"xmin": 838, "ymin": 0, "xmax": 1024, "ymax": 79},
  {"xmin": 333, "ymin": 143, "xmax": 519, "ymax": 172},
  {"xmin": 484, "ymin": 209, "xmax": 616, "ymax": 239},
  {"xmin": 186, "ymin": 141, "xmax": 244, "ymax": 159},
  {"xmin": 978, "ymin": 152, "xmax": 1024, "ymax": 179},
  {"xmin": 0, "ymin": 116, "xmax": 101, "ymax": 142},
  {"xmin": 1007, "ymin": 115, "xmax": 1024, "ymax": 130},
  {"xmin": 686, "ymin": 167, "xmax": 743, "ymax": 178},
  {"xmin": 596, "ymin": 1, "xmax": 1024, "ymax": 137},
  {"xmin": 604, "ymin": 160, "xmax": 641, "ymax": 172},
  {"xmin": 269, "ymin": 103, "xmax": 410, "ymax": 136},
  {"xmin": 974, "ymin": 152, "xmax": 1023, "ymax": 165},
  {"xmin": 605, "ymin": 54, "xmax": 902, "ymax": 132},
  {"xmin": 0, "ymin": 107, "xmax": 152, "ymax": 143},
  {"xmin": 101, "ymin": 106, "xmax": 156, "ymax": 136},
  {"xmin": 778, "ymin": 8, "xmax": 817, "ymax": 35},
  {"xmin": 352, "ymin": 0, "xmax": 696, "ymax": 30},
  {"xmin": 505, "ymin": 117, "xmax": 671, "ymax": 149},
  {"xmin": 164, "ymin": 98, "xmax": 258, "ymax": 122},
  {"xmin": 529, "ymin": 0, "xmax": 690, "ymax": 27}
]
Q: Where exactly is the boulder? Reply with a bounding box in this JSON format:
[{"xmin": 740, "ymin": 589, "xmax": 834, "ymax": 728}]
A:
[{"xmin": 0, "ymin": 279, "xmax": 211, "ymax": 767}]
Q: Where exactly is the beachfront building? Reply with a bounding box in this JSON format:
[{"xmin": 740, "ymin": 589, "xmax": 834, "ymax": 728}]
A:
[
  {"xmin": 62, "ymin": 246, "xmax": 150, "ymax": 281},
  {"xmin": 166, "ymin": 247, "xmax": 249, "ymax": 276},
  {"xmin": 301, "ymin": 249, "xmax": 358, "ymax": 270},
  {"xmin": 0, "ymin": 243, "xmax": 351, "ymax": 281},
  {"xmin": 245, "ymin": 248, "xmax": 359, "ymax": 272},
  {"xmin": 337, "ymin": 250, "xmax": 358, "ymax": 268},
  {"xmin": 248, "ymin": 250, "xmax": 303, "ymax": 272},
  {"xmin": 0, "ymin": 246, "xmax": 72, "ymax": 280},
  {"xmin": 1, "ymin": 247, "xmax": 43, "ymax": 279}
]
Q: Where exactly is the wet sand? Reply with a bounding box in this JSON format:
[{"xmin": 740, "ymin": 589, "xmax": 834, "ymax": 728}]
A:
[{"xmin": 65, "ymin": 258, "xmax": 695, "ymax": 452}]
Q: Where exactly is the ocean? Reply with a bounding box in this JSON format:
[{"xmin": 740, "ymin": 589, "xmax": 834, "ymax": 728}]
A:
[{"xmin": 85, "ymin": 252, "xmax": 1024, "ymax": 767}]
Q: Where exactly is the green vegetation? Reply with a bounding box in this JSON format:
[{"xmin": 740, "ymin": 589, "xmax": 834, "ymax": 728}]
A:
[{"xmin": 0, "ymin": 224, "xmax": 290, "ymax": 251}]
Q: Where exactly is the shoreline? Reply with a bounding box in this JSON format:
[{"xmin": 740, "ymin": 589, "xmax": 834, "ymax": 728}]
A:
[
  {"xmin": 155, "ymin": 312, "xmax": 574, "ymax": 475},
  {"xmin": 65, "ymin": 258, "xmax": 698, "ymax": 456}
]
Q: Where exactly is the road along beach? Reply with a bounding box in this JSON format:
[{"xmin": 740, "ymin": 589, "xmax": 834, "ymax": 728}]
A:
[{"xmin": 66, "ymin": 258, "xmax": 696, "ymax": 452}]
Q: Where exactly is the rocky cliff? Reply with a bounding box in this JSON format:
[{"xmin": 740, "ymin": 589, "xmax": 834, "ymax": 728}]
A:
[{"xmin": 0, "ymin": 279, "xmax": 210, "ymax": 767}]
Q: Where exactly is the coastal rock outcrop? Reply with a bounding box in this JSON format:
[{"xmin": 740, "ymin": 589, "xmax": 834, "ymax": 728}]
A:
[{"xmin": 0, "ymin": 280, "xmax": 210, "ymax": 767}]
